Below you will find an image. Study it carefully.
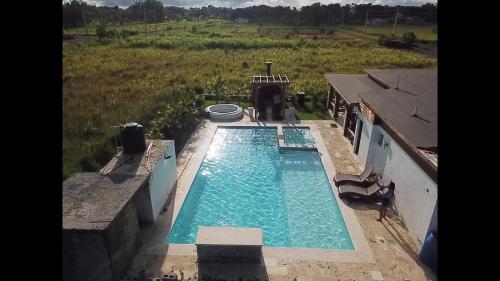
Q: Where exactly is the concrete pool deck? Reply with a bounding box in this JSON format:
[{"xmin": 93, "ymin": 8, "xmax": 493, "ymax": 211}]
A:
[{"xmin": 128, "ymin": 112, "xmax": 437, "ymax": 281}]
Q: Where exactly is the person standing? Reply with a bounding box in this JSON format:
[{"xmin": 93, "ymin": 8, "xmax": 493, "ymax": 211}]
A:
[{"xmin": 377, "ymin": 181, "xmax": 395, "ymax": 222}]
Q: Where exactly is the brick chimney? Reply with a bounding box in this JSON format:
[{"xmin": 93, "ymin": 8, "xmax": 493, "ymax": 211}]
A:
[{"xmin": 265, "ymin": 61, "xmax": 272, "ymax": 76}]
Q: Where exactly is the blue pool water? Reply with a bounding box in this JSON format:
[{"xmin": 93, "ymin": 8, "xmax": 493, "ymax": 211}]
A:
[
  {"xmin": 167, "ymin": 127, "xmax": 353, "ymax": 250},
  {"xmin": 284, "ymin": 127, "xmax": 315, "ymax": 145}
]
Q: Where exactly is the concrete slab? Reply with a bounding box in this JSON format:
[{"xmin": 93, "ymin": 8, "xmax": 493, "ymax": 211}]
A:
[
  {"xmin": 196, "ymin": 226, "xmax": 263, "ymax": 246},
  {"xmin": 370, "ymin": 270, "xmax": 384, "ymax": 280},
  {"xmin": 63, "ymin": 173, "xmax": 148, "ymax": 230}
]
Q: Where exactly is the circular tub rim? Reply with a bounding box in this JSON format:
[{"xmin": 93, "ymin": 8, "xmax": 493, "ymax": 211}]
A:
[{"xmin": 205, "ymin": 103, "xmax": 243, "ymax": 121}]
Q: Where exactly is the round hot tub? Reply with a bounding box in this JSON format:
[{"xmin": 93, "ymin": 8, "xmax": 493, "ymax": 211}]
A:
[{"xmin": 205, "ymin": 104, "xmax": 243, "ymax": 122}]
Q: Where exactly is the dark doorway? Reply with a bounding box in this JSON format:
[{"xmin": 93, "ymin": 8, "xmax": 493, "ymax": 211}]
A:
[
  {"xmin": 257, "ymin": 84, "xmax": 282, "ymax": 119},
  {"xmin": 354, "ymin": 119, "xmax": 363, "ymax": 154}
]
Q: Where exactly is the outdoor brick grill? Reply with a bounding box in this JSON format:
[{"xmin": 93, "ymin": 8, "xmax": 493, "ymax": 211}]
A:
[{"xmin": 251, "ymin": 61, "xmax": 290, "ymax": 120}]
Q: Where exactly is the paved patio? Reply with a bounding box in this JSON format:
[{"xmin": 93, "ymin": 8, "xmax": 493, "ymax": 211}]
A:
[{"xmin": 126, "ymin": 112, "xmax": 437, "ymax": 281}]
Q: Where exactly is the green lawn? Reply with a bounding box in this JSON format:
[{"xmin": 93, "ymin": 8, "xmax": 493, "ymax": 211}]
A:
[
  {"xmin": 337, "ymin": 24, "xmax": 437, "ymax": 43},
  {"xmin": 293, "ymin": 102, "xmax": 332, "ymax": 120}
]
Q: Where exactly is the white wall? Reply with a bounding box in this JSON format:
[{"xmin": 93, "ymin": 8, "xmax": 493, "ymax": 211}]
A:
[
  {"xmin": 148, "ymin": 142, "xmax": 177, "ymax": 222},
  {"xmin": 356, "ymin": 114, "xmax": 377, "ymax": 169},
  {"xmin": 356, "ymin": 113, "xmax": 437, "ymax": 248}
]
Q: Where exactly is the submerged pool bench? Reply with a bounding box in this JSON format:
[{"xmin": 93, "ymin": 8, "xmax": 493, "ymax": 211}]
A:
[{"xmin": 196, "ymin": 226, "xmax": 263, "ymax": 263}]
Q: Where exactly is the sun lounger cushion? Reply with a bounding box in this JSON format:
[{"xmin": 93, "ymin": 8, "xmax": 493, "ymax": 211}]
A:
[{"xmin": 338, "ymin": 180, "xmax": 384, "ymax": 199}]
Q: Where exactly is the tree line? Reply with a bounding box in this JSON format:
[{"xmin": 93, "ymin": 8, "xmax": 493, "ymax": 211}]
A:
[{"xmin": 63, "ymin": 0, "xmax": 437, "ymax": 28}]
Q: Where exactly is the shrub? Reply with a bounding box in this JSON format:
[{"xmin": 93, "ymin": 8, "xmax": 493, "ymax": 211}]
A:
[
  {"xmin": 242, "ymin": 61, "xmax": 249, "ymax": 68},
  {"xmin": 96, "ymin": 24, "xmax": 107, "ymax": 39},
  {"xmin": 120, "ymin": 29, "xmax": 139, "ymax": 37},
  {"xmin": 378, "ymin": 34, "xmax": 388, "ymax": 46},
  {"xmin": 63, "ymin": 33, "xmax": 75, "ymax": 40},
  {"xmin": 402, "ymin": 32, "xmax": 417, "ymax": 45},
  {"xmin": 378, "ymin": 34, "xmax": 411, "ymax": 49}
]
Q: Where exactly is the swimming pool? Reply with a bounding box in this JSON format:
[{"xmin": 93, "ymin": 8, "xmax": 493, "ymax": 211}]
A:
[
  {"xmin": 167, "ymin": 127, "xmax": 353, "ymax": 250},
  {"xmin": 283, "ymin": 127, "xmax": 315, "ymax": 145}
]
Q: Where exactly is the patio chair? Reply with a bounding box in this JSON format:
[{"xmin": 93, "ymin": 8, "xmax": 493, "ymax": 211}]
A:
[
  {"xmin": 338, "ymin": 179, "xmax": 391, "ymax": 199},
  {"xmin": 334, "ymin": 164, "xmax": 375, "ymax": 187}
]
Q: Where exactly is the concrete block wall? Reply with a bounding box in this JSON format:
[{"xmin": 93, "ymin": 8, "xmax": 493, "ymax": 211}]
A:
[
  {"xmin": 63, "ymin": 230, "xmax": 113, "ymax": 281},
  {"xmin": 105, "ymin": 198, "xmax": 142, "ymax": 278},
  {"xmin": 63, "ymin": 198, "xmax": 142, "ymax": 281},
  {"xmin": 197, "ymin": 245, "xmax": 263, "ymax": 263}
]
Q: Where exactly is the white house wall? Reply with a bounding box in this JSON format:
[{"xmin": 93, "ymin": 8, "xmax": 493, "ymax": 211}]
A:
[
  {"xmin": 356, "ymin": 113, "xmax": 437, "ymax": 248},
  {"xmin": 356, "ymin": 114, "xmax": 376, "ymax": 169},
  {"xmin": 149, "ymin": 143, "xmax": 177, "ymax": 222}
]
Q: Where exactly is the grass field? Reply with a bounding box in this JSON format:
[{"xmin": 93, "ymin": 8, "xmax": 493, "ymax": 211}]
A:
[
  {"xmin": 337, "ymin": 24, "xmax": 437, "ymax": 43},
  {"xmin": 63, "ymin": 19, "xmax": 436, "ymax": 179}
]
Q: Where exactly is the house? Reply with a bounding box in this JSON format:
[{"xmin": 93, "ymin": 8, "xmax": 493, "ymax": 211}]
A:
[
  {"xmin": 325, "ymin": 69, "xmax": 437, "ymax": 249},
  {"xmin": 369, "ymin": 18, "xmax": 388, "ymax": 25},
  {"xmin": 234, "ymin": 17, "xmax": 249, "ymax": 24}
]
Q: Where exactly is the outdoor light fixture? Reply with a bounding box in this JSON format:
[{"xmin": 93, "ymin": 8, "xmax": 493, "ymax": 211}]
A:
[
  {"xmin": 383, "ymin": 141, "xmax": 390, "ymax": 149},
  {"xmin": 164, "ymin": 154, "xmax": 172, "ymax": 159}
]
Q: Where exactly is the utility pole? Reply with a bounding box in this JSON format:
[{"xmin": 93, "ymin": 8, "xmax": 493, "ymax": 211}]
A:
[
  {"xmin": 143, "ymin": 6, "xmax": 147, "ymax": 33},
  {"xmin": 82, "ymin": 7, "xmax": 88, "ymax": 35},
  {"xmin": 296, "ymin": 10, "xmax": 300, "ymax": 27},
  {"xmin": 364, "ymin": 10, "xmax": 369, "ymax": 33},
  {"xmin": 391, "ymin": 9, "xmax": 399, "ymax": 37},
  {"xmin": 341, "ymin": 9, "xmax": 344, "ymax": 27}
]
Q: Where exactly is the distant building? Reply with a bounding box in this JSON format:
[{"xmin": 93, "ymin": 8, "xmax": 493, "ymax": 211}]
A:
[
  {"xmin": 369, "ymin": 18, "xmax": 388, "ymax": 26},
  {"xmin": 403, "ymin": 16, "xmax": 426, "ymax": 25},
  {"xmin": 234, "ymin": 17, "xmax": 249, "ymax": 24}
]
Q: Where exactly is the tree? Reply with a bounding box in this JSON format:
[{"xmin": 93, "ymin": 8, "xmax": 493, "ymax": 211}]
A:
[
  {"xmin": 402, "ymin": 32, "xmax": 416, "ymax": 44},
  {"xmin": 63, "ymin": 0, "xmax": 88, "ymax": 28},
  {"xmin": 127, "ymin": 0, "xmax": 164, "ymax": 22}
]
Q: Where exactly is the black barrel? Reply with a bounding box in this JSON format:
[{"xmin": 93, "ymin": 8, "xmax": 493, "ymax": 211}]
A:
[
  {"xmin": 297, "ymin": 91, "xmax": 306, "ymax": 106},
  {"xmin": 120, "ymin": 122, "xmax": 147, "ymax": 154}
]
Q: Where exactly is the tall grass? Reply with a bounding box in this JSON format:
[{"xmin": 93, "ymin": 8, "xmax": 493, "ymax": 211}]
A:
[{"xmin": 63, "ymin": 19, "xmax": 436, "ymax": 179}]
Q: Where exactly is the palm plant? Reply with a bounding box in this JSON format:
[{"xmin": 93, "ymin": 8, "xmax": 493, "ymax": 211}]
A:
[{"xmin": 208, "ymin": 74, "xmax": 226, "ymax": 104}]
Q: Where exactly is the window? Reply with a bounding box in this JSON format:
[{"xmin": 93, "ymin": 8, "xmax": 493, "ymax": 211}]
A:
[{"xmin": 377, "ymin": 133, "xmax": 384, "ymax": 147}]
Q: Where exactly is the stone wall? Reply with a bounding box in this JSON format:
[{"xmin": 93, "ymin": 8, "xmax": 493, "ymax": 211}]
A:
[
  {"xmin": 63, "ymin": 230, "xmax": 113, "ymax": 281},
  {"xmin": 197, "ymin": 245, "xmax": 263, "ymax": 263},
  {"xmin": 105, "ymin": 198, "xmax": 142, "ymax": 278},
  {"xmin": 63, "ymin": 198, "xmax": 142, "ymax": 281}
]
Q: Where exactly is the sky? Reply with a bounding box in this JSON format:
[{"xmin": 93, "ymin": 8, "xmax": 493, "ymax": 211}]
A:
[{"xmin": 75, "ymin": 0, "xmax": 437, "ymax": 9}]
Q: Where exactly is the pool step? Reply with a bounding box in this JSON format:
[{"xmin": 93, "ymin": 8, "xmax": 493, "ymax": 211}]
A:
[
  {"xmin": 280, "ymin": 143, "xmax": 317, "ymax": 151},
  {"xmin": 277, "ymin": 126, "xmax": 317, "ymax": 151}
]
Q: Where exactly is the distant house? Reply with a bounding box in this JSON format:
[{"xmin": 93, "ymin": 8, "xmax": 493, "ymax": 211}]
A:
[
  {"xmin": 403, "ymin": 16, "xmax": 426, "ymax": 25},
  {"xmin": 234, "ymin": 17, "xmax": 249, "ymax": 24},
  {"xmin": 369, "ymin": 18, "xmax": 388, "ymax": 26},
  {"xmin": 325, "ymin": 69, "xmax": 437, "ymax": 250}
]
